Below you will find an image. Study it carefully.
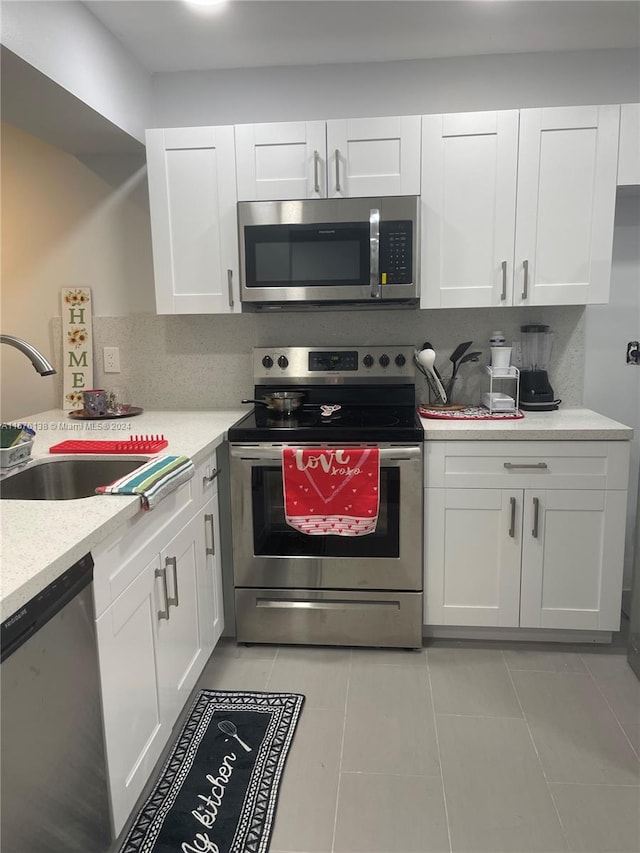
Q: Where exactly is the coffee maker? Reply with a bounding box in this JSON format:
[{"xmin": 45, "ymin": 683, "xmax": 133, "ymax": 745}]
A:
[{"xmin": 518, "ymin": 324, "xmax": 561, "ymax": 411}]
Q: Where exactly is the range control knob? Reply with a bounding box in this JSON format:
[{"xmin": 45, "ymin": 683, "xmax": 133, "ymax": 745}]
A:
[
  {"xmin": 363, "ymin": 354, "xmax": 374, "ymax": 368},
  {"xmin": 379, "ymin": 353, "xmax": 390, "ymax": 367},
  {"xmin": 395, "ymin": 353, "xmax": 406, "ymax": 367},
  {"xmin": 277, "ymin": 355, "xmax": 289, "ymax": 369},
  {"xmin": 262, "ymin": 355, "xmax": 274, "ymax": 369}
]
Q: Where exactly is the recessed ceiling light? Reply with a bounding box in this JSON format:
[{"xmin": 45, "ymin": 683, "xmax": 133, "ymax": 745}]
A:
[{"xmin": 183, "ymin": 0, "xmax": 229, "ymax": 10}]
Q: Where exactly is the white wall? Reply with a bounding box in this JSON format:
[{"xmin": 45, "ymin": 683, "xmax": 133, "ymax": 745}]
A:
[
  {"xmin": 151, "ymin": 48, "xmax": 640, "ymax": 127},
  {"xmin": 0, "ymin": 0, "xmax": 152, "ymax": 141},
  {"xmin": 584, "ymin": 192, "xmax": 640, "ymax": 589},
  {"xmin": 0, "ymin": 123, "xmax": 155, "ymax": 422}
]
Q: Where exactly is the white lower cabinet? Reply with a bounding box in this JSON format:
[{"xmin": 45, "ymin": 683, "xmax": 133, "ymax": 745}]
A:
[
  {"xmin": 424, "ymin": 441, "xmax": 629, "ymax": 633},
  {"xmin": 93, "ymin": 450, "xmax": 225, "ymax": 835}
]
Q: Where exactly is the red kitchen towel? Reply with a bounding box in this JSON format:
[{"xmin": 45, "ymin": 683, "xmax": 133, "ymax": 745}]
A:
[{"xmin": 283, "ymin": 447, "xmax": 380, "ymax": 536}]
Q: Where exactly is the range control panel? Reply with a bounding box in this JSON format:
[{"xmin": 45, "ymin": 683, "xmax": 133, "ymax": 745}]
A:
[{"xmin": 254, "ymin": 346, "xmax": 415, "ymax": 384}]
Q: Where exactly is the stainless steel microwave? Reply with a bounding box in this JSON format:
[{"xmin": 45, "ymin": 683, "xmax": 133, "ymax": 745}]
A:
[{"xmin": 238, "ymin": 196, "xmax": 419, "ymax": 309}]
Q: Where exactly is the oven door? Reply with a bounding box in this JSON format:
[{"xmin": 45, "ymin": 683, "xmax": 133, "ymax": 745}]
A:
[{"xmin": 229, "ymin": 444, "xmax": 423, "ymax": 591}]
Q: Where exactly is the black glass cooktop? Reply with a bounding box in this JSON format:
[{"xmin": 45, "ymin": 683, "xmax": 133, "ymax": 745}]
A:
[{"xmin": 228, "ymin": 403, "xmax": 423, "ymax": 443}]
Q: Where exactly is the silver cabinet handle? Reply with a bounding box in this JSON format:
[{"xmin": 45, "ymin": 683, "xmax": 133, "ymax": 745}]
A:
[
  {"xmin": 532, "ymin": 497, "xmax": 540, "ymax": 538},
  {"xmin": 313, "ymin": 149, "xmax": 320, "ymax": 194},
  {"xmin": 503, "ymin": 462, "xmax": 548, "ymax": 470},
  {"xmin": 155, "ymin": 565, "xmax": 170, "ymax": 620},
  {"xmin": 522, "ymin": 259, "xmax": 529, "ymax": 300},
  {"xmin": 501, "ymin": 261, "xmax": 507, "ymax": 301},
  {"xmin": 227, "ymin": 269, "xmax": 234, "ymax": 308},
  {"xmin": 369, "ymin": 208, "xmax": 381, "ymax": 299},
  {"xmin": 203, "ymin": 467, "xmax": 220, "ymax": 487},
  {"xmin": 335, "ymin": 149, "xmax": 341, "ymax": 193},
  {"xmin": 166, "ymin": 556, "xmax": 179, "ymax": 608},
  {"xmin": 205, "ymin": 513, "xmax": 215, "ymax": 557},
  {"xmin": 509, "ymin": 496, "xmax": 516, "ymax": 538}
]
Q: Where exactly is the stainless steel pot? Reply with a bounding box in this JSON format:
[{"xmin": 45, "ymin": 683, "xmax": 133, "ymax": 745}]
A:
[{"xmin": 241, "ymin": 391, "xmax": 305, "ymax": 415}]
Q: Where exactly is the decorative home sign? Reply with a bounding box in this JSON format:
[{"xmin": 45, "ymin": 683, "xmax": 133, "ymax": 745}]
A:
[{"xmin": 61, "ymin": 288, "xmax": 93, "ymax": 410}]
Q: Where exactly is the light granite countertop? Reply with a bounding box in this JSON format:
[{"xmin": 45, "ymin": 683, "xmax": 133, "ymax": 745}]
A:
[
  {"xmin": 0, "ymin": 408, "xmax": 244, "ymax": 621},
  {"xmin": 419, "ymin": 407, "xmax": 633, "ymax": 440},
  {"xmin": 1, "ymin": 405, "xmax": 632, "ymax": 622}
]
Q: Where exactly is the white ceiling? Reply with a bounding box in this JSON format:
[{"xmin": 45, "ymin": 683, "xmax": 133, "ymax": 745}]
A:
[{"xmin": 84, "ymin": 0, "xmax": 640, "ymax": 74}]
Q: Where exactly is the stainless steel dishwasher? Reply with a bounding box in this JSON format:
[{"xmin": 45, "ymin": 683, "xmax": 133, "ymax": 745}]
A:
[{"xmin": 1, "ymin": 553, "xmax": 113, "ymax": 852}]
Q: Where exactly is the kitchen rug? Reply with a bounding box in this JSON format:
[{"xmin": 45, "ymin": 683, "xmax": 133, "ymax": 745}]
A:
[{"xmin": 118, "ymin": 690, "xmax": 305, "ymax": 853}]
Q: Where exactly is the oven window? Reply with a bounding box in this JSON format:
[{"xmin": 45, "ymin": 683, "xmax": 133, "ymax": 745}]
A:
[{"xmin": 251, "ymin": 466, "xmax": 400, "ymax": 557}]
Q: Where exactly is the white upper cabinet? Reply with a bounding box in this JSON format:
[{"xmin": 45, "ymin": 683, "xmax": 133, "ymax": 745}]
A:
[
  {"xmin": 145, "ymin": 126, "xmax": 240, "ymax": 314},
  {"xmin": 235, "ymin": 115, "xmax": 421, "ymax": 200},
  {"xmin": 618, "ymin": 103, "xmax": 640, "ymax": 186},
  {"xmin": 421, "ymin": 111, "xmax": 519, "ymax": 309},
  {"xmin": 514, "ymin": 105, "xmax": 619, "ymax": 306},
  {"xmin": 421, "ymin": 105, "xmax": 620, "ymax": 308},
  {"xmin": 235, "ymin": 121, "xmax": 327, "ymax": 200}
]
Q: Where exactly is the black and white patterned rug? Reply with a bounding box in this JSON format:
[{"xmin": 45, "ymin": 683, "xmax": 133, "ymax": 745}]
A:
[{"xmin": 118, "ymin": 690, "xmax": 305, "ymax": 853}]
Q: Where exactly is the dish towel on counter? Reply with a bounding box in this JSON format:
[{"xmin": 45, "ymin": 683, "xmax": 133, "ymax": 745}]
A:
[
  {"xmin": 95, "ymin": 455, "xmax": 194, "ymax": 510},
  {"xmin": 282, "ymin": 447, "xmax": 380, "ymax": 536}
]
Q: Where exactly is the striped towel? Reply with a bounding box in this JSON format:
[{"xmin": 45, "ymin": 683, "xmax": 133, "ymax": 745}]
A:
[{"xmin": 95, "ymin": 455, "xmax": 194, "ymax": 510}]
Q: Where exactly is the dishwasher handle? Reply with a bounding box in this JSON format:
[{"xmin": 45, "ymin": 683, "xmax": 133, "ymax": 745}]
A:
[{"xmin": 1, "ymin": 553, "xmax": 94, "ymax": 662}]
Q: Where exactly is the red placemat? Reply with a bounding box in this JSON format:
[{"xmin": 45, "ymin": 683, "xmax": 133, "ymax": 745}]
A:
[{"xmin": 418, "ymin": 405, "xmax": 525, "ymax": 420}]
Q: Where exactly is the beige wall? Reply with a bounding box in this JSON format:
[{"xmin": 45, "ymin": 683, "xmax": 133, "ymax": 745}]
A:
[{"xmin": 0, "ymin": 122, "xmax": 155, "ymax": 421}]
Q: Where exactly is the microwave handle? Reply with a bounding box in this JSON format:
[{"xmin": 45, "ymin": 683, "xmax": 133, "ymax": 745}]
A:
[{"xmin": 370, "ymin": 208, "xmax": 381, "ymax": 299}]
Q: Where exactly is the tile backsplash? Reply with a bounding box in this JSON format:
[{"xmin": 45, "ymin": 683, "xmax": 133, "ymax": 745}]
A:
[{"xmin": 54, "ymin": 305, "xmax": 585, "ymax": 411}]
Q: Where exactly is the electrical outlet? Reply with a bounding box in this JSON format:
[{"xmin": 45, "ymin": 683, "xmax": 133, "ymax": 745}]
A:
[{"xmin": 103, "ymin": 347, "xmax": 120, "ymax": 373}]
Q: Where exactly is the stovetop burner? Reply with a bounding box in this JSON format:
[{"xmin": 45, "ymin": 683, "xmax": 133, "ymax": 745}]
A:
[{"xmin": 230, "ymin": 403, "xmax": 420, "ymax": 443}]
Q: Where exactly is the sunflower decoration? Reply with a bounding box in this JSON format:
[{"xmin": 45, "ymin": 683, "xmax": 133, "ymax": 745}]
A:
[
  {"xmin": 67, "ymin": 327, "xmax": 89, "ymax": 348},
  {"xmin": 65, "ymin": 391, "xmax": 84, "ymax": 407},
  {"xmin": 64, "ymin": 289, "xmax": 91, "ymax": 306}
]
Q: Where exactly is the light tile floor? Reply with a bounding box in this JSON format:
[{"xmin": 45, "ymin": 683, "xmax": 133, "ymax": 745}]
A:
[
  {"xmin": 115, "ymin": 638, "xmax": 640, "ymax": 853},
  {"xmin": 199, "ymin": 639, "xmax": 640, "ymax": 853}
]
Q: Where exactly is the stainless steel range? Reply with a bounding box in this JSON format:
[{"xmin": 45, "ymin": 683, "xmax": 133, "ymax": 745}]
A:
[{"xmin": 228, "ymin": 346, "xmax": 423, "ymax": 649}]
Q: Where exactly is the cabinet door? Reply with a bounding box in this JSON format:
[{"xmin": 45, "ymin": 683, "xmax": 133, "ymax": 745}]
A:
[
  {"xmin": 202, "ymin": 493, "xmax": 225, "ymax": 649},
  {"xmin": 514, "ymin": 105, "xmax": 620, "ymax": 306},
  {"xmin": 424, "ymin": 488, "xmax": 521, "ymax": 627},
  {"xmin": 146, "ymin": 126, "xmax": 239, "ymax": 314},
  {"xmin": 327, "ymin": 116, "xmax": 421, "ymax": 197},
  {"xmin": 421, "ymin": 111, "xmax": 519, "ymax": 308},
  {"xmin": 95, "ymin": 557, "xmax": 165, "ymax": 836},
  {"xmin": 235, "ymin": 121, "xmax": 327, "ymax": 200},
  {"xmin": 520, "ymin": 489, "xmax": 627, "ymax": 631},
  {"xmin": 156, "ymin": 513, "xmax": 207, "ymax": 730}
]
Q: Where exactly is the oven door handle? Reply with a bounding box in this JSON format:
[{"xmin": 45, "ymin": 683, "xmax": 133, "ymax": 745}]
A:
[{"xmin": 230, "ymin": 446, "xmax": 422, "ymax": 462}]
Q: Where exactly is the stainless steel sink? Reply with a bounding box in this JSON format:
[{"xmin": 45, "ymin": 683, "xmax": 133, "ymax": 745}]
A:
[{"xmin": 0, "ymin": 456, "xmax": 149, "ymax": 500}]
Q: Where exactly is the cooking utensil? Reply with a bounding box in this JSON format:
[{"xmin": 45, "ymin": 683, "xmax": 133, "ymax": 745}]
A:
[
  {"xmin": 449, "ymin": 341, "xmax": 473, "ymax": 373},
  {"xmin": 416, "ymin": 349, "xmax": 447, "ymax": 404},
  {"xmin": 218, "ymin": 720, "xmax": 252, "ymax": 752},
  {"xmin": 421, "ymin": 342, "xmax": 445, "ymax": 384},
  {"xmin": 241, "ymin": 391, "xmax": 305, "ymax": 415}
]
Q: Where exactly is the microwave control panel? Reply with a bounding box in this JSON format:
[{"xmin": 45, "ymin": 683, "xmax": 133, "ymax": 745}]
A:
[{"xmin": 379, "ymin": 221, "xmax": 412, "ymax": 285}]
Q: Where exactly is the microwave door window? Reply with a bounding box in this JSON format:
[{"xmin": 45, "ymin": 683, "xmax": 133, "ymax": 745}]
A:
[{"xmin": 245, "ymin": 224, "xmax": 369, "ymax": 288}]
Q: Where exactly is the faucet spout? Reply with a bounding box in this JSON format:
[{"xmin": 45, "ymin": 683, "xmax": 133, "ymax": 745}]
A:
[{"xmin": 0, "ymin": 335, "xmax": 56, "ymax": 376}]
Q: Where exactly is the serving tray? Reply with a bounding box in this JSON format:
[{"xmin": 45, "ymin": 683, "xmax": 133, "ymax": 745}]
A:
[{"xmin": 68, "ymin": 406, "xmax": 143, "ymax": 420}]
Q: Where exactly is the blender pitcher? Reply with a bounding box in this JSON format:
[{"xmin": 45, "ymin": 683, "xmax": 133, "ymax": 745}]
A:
[{"xmin": 519, "ymin": 324, "xmax": 560, "ymax": 411}]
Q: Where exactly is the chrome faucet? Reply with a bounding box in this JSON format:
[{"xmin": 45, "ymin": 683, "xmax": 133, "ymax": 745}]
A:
[{"xmin": 0, "ymin": 335, "xmax": 56, "ymax": 376}]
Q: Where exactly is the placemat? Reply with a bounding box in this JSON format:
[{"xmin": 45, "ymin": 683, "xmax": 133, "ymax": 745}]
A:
[{"xmin": 418, "ymin": 405, "xmax": 525, "ymax": 420}]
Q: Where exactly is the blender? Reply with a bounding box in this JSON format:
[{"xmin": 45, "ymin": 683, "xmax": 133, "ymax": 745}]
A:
[{"xmin": 518, "ymin": 324, "xmax": 560, "ymax": 411}]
